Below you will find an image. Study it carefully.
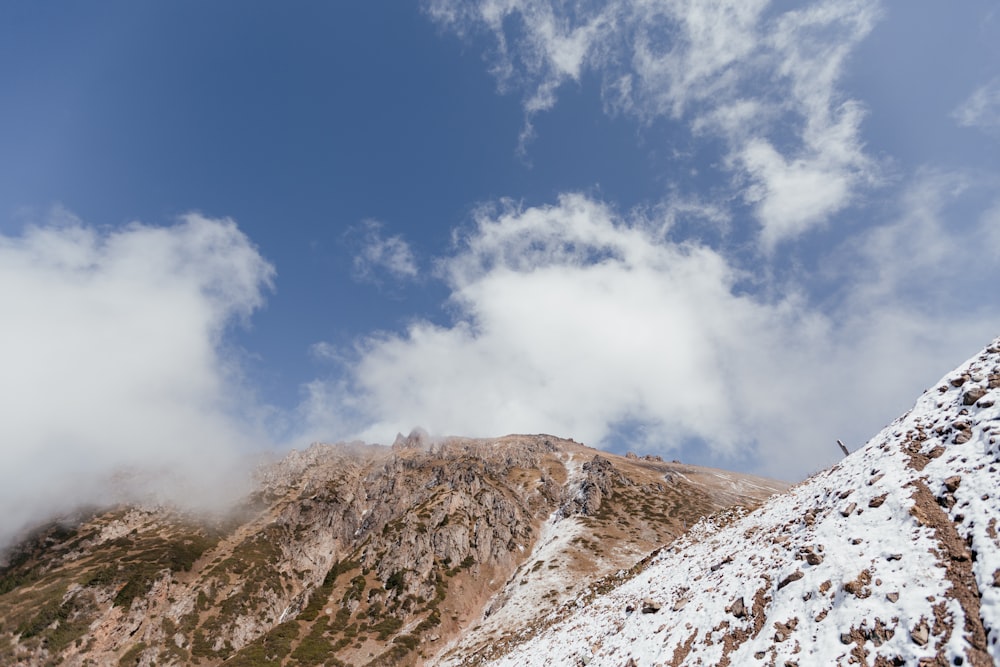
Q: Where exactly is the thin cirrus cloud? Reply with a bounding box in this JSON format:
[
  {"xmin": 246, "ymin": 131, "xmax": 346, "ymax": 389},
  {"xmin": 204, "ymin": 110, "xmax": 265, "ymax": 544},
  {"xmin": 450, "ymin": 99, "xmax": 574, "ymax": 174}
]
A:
[
  {"xmin": 302, "ymin": 182, "xmax": 1000, "ymax": 480},
  {"xmin": 425, "ymin": 0, "xmax": 880, "ymax": 248},
  {"xmin": 0, "ymin": 210, "xmax": 274, "ymax": 547},
  {"xmin": 952, "ymin": 77, "xmax": 1000, "ymax": 134}
]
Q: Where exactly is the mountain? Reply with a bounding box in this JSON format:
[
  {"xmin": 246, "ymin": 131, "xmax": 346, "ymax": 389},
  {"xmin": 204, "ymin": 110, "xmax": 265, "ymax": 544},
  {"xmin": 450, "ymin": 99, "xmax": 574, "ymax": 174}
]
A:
[
  {"xmin": 485, "ymin": 337, "xmax": 1000, "ymax": 666},
  {"xmin": 6, "ymin": 337, "xmax": 997, "ymax": 667},
  {"xmin": 0, "ymin": 433, "xmax": 784, "ymax": 666}
]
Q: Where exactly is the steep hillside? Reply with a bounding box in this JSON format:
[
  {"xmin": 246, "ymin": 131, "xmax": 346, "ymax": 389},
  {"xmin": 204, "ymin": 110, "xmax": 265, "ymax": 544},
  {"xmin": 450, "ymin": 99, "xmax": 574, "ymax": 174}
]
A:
[
  {"xmin": 0, "ymin": 434, "xmax": 784, "ymax": 666},
  {"xmin": 486, "ymin": 338, "xmax": 1000, "ymax": 666}
]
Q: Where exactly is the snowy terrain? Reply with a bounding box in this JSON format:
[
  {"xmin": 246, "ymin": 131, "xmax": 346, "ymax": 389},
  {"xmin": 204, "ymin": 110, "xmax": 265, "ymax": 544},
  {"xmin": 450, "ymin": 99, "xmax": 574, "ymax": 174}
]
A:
[{"xmin": 486, "ymin": 338, "xmax": 1000, "ymax": 666}]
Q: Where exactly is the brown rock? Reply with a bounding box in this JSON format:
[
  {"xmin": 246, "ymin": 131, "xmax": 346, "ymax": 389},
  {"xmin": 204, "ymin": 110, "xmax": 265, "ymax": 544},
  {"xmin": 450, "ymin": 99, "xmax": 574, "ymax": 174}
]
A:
[
  {"xmin": 711, "ymin": 555, "xmax": 733, "ymax": 571},
  {"xmin": 843, "ymin": 570, "xmax": 872, "ymax": 598},
  {"xmin": 777, "ymin": 570, "xmax": 804, "ymax": 590},
  {"xmin": 773, "ymin": 617, "xmax": 798, "ymax": 643},
  {"xmin": 805, "ymin": 552, "xmax": 823, "ymax": 566},
  {"xmin": 868, "ymin": 494, "xmax": 887, "ymax": 508},
  {"xmin": 728, "ymin": 596, "xmax": 746, "ymax": 618},
  {"xmin": 910, "ymin": 619, "xmax": 929, "ymax": 646},
  {"xmin": 938, "ymin": 492, "xmax": 957, "ymax": 509},
  {"xmin": 943, "ymin": 476, "xmax": 961, "ymax": 493},
  {"xmin": 840, "ymin": 502, "xmax": 857, "ymax": 517},
  {"xmin": 963, "ymin": 386, "xmax": 987, "ymax": 405},
  {"xmin": 886, "ymin": 592, "xmax": 899, "ymax": 602},
  {"xmin": 868, "ymin": 618, "xmax": 895, "ymax": 647},
  {"xmin": 642, "ymin": 598, "xmax": 662, "ymax": 614}
]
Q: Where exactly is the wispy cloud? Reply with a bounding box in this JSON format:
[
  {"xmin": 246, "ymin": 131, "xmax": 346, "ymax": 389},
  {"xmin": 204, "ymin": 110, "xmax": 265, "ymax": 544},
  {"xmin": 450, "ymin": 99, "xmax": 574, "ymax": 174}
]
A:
[
  {"xmin": 0, "ymin": 211, "xmax": 274, "ymax": 547},
  {"xmin": 347, "ymin": 219, "xmax": 418, "ymax": 285},
  {"xmin": 952, "ymin": 77, "xmax": 1000, "ymax": 134},
  {"xmin": 426, "ymin": 0, "xmax": 881, "ymax": 247}
]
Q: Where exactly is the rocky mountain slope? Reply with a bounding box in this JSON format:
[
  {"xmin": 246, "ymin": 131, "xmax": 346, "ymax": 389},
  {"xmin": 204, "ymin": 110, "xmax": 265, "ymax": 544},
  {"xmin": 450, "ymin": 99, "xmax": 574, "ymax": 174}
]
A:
[
  {"xmin": 0, "ymin": 433, "xmax": 784, "ymax": 666},
  {"xmin": 486, "ymin": 337, "xmax": 1000, "ymax": 666}
]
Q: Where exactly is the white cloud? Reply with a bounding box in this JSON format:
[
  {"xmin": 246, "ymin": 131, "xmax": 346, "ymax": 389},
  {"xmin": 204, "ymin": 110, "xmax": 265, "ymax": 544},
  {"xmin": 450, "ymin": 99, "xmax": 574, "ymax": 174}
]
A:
[
  {"xmin": 310, "ymin": 195, "xmax": 771, "ymax": 455},
  {"xmin": 739, "ymin": 131, "xmax": 855, "ymax": 250},
  {"xmin": 625, "ymin": 0, "xmax": 771, "ymax": 120},
  {"xmin": 952, "ymin": 77, "xmax": 1000, "ymax": 133},
  {"xmin": 0, "ymin": 211, "xmax": 274, "ymax": 548},
  {"xmin": 425, "ymin": 0, "xmax": 612, "ymax": 110},
  {"xmin": 828, "ymin": 169, "xmax": 1000, "ymax": 320},
  {"xmin": 348, "ymin": 219, "xmax": 418, "ymax": 284},
  {"xmin": 304, "ymin": 192, "xmax": 1000, "ymax": 480},
  {"xmin": 426, "ymin": 0, "xmax": 881, "ymax": 246}
]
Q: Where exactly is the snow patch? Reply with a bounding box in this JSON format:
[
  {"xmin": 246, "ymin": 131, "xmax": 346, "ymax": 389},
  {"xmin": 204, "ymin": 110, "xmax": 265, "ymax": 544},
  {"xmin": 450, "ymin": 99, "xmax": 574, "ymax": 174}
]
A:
[{"xmin": 487, "ymin": 337, "xmax": 1000, "ymax": 666}]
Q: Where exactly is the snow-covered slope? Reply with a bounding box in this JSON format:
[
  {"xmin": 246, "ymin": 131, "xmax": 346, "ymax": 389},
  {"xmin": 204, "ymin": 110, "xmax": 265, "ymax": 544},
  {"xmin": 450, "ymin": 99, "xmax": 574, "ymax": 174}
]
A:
[{"xmin": 485, "ymin": 337, "xmax": 1000, "ymax": 667}]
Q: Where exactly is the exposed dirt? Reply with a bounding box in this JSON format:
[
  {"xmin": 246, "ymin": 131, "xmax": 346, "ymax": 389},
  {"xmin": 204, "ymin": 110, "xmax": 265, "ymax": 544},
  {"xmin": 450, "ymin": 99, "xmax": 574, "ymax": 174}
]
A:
[{"xmin": 907, "ymin": 479, "xmax": 991, "ymax": 667}]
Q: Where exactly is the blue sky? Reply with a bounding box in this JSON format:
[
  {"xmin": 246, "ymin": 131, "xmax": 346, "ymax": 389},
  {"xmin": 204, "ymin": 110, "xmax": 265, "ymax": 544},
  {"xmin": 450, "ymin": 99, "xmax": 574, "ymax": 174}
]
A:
[{"xmin": 2, "ymin": 1, "xmax": 999, "ymax": 535}]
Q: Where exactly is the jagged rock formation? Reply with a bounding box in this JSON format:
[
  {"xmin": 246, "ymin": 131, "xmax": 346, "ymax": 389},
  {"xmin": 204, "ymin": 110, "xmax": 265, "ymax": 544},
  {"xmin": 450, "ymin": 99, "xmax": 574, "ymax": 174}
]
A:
[
  {"xmin": 486, "ymin": 336, "xmax": 1000, "ymax": 666},
  {"xmin": 0, "ymin": 434, "xmax": 784, "ymax": 666}
]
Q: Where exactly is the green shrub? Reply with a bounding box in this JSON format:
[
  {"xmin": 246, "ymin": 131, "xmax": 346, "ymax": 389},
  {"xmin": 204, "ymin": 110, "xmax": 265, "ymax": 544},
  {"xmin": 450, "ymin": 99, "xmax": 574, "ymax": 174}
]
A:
[
  {"xmin": 393, "ymin": 633, "xmax": 419, "ymax": 650},
  {"xmin": 223, "ymin": 620, "xmax": 299, "ymax": 667},
  {"xmin": 370, "ymin": 616, "xmax": 403, "ymax": 640},
  {"xmin": 384, "ymin": 570, "xmax": 405, "ymax": 593},
  {"xmin": 289, "ymin": 617, "xmax": 332, "ymax": 664},
  {"xmin": 118, "ymin": 642, "xmax": 147, "ymax": 666}
]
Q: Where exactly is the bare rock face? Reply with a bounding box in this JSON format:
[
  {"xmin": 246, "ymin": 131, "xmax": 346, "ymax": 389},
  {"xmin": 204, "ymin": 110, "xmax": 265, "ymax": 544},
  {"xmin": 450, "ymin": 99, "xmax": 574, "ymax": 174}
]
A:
[
  {"xmin": 0, "ymin": 435, "xmax": 785, "ymax": 667},
  {"xmin": 558, "ymin": 454, "xmax": 624, "ymax": 517}
]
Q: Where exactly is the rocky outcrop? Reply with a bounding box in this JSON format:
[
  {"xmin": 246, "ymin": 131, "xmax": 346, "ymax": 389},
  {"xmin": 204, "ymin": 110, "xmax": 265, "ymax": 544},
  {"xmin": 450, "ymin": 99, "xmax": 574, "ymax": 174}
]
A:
[
  {"xmin": 556, "ymin": 454, "xmax": 639, "ymax": 519},
  {"xmin": 0, "ymin": 434, "xmax": 785, "ymax": 667}
]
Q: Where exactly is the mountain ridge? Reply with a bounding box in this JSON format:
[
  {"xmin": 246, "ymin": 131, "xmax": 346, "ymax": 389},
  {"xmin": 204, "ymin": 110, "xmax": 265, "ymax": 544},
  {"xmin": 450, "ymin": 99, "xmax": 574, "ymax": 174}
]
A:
[
  {"xmin": 483, "ymin": 336, "xmax": 1000, "ymax": 666},
  {"xmin": 0, "ymin": 434, "xmax": 785, "ymax": 666}
]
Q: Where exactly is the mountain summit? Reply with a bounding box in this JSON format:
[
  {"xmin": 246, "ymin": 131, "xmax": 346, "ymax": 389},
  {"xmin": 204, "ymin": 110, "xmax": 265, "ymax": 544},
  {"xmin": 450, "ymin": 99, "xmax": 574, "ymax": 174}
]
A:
[
  {"xmin": 486, "ymin": 337, "xmax": 1000, "ymax": 666},
  {"xmin": 0, "ymin": 434, "xmax": 782, "ymax": 666}
]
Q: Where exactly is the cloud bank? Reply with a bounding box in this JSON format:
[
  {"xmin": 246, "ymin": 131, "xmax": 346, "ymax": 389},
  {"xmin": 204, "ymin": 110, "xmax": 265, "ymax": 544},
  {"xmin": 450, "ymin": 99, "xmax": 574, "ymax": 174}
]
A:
[
  {"xmin": 303, "ymin": 176, "xmax": 1000, "ymax": 479},
  {"xmin": 0, "ymin": 211, "xmax": 274, "ymax": 547}
]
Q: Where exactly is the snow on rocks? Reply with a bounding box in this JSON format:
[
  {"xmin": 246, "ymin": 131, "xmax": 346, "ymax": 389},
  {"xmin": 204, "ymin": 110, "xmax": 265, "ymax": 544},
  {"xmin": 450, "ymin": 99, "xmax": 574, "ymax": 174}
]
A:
[{"xmin": 486, "ymin": 337, "xmax": 1000, "ymax": 667}]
